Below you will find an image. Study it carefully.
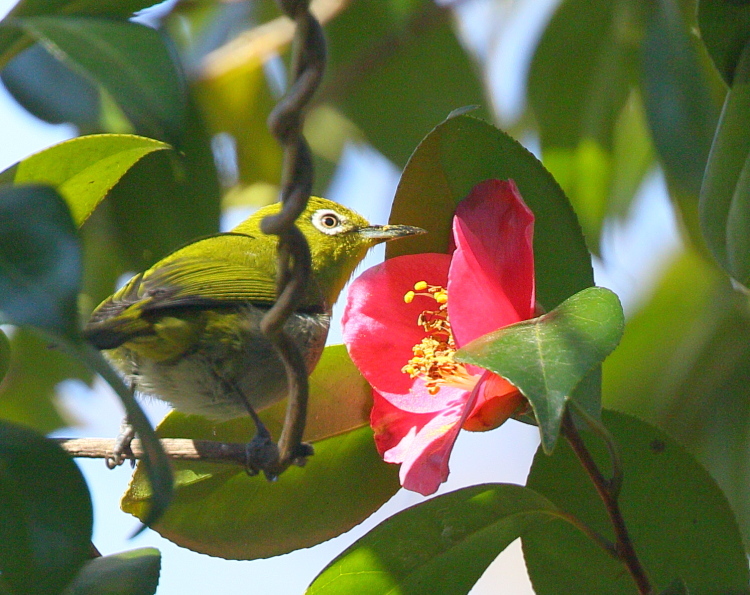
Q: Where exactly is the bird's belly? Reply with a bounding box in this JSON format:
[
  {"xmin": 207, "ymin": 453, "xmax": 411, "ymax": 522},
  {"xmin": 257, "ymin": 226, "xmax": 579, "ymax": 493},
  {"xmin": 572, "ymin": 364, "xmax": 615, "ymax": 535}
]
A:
[{"xmin": 111, "ymin": 308, "xmax": 330, "ymax": 420}]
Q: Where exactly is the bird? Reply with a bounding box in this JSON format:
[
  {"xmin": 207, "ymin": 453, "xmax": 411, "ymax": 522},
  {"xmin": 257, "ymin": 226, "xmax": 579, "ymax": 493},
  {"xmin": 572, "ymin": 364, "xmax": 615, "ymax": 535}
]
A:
[{"xmin": 83, "ymin": 196, "xmax": 424, "ymax": 469}]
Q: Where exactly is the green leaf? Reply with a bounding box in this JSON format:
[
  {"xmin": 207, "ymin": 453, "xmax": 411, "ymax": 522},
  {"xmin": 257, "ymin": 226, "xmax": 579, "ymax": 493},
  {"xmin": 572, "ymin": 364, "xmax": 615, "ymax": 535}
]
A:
[
  {"xmin": 0, "ymin": 184, "xmax": 81, "ymax": 337},
  {"xmin": 307, "ymin": 484, "xmax": 559, "ymax": 595},
  {"xmin": 17, "ymin": 16, "xmax": 187, "ymax": 143},
  {"xmin": 5, "ymin": 133, "xmax": 171, "ymax": 226},
  {"xmin": 456, "ymin": 287, "xmax": 624, "ymax": 453},
  {"xmin": 62, "ymin": 548, "xmax": 161, "ymax": 595},
  {"xmin": 659, "ymin": 578, "xmax": 689, "ymax": 595},
  {"xmin": 123, "ymin": 424, "xmax": 399, "ymax": 560},
  {"xmin": 699, "ymin": 42, "xmax": 750, "ymax": 287},
  {"xmin": 0, "ymin": 419, "xmax": 93, "ymax": 595},
  {"xmin": 641, "ymin": 0, "xmax": 719, "ymax": 198},
  {"xmin": 523, "ymin": 410, "xmax": 749, "ymax": 594},
  {"xmin": 0, "ymin": 328, "xmax": 9, "ymax": 384},
  {"xmin": 322, "ymin": 0, "xmax": 488, "ymax": 166},
  {"xmin": 1, "ymin": 43, "xmax": 101, "ymax": 130},
  {"xmin": 698, "ymin": 0, "xmax": 750, "ymax": 86}
]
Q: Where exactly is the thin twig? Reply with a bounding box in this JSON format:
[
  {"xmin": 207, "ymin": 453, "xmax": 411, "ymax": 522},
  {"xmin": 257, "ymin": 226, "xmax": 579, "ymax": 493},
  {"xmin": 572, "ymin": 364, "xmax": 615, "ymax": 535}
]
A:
[{"xmin": 561, "ymin": 409, "xmax": 652, "ymax": 595}]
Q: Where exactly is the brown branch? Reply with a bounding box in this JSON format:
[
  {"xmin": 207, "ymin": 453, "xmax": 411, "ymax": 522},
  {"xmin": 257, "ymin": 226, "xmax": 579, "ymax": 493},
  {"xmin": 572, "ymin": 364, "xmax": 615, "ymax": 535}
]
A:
[
  {"xmin": 53, "ymin": 437, "xmax": 248, "ymax": 466},
  {"xmin": 562, "ymin": 410, "xmax": 652, "ymax": 595}
]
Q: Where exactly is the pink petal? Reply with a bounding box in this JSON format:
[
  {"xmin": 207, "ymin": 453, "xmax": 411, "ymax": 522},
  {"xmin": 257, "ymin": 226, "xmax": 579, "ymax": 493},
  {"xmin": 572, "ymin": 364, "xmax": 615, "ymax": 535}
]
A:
[
  {"xmin": 463, "ymin": 371, "xmax": 526, "ymax": 432},
  {"xmin": 448, "ymin": 179, "xmax": 535, "ymax": 347},
  {"xmin": 370, "ymin": 387, "xmax": 478, "ymax": 496},
  {"xmin": 343, "ymin": 253, "xmax": 463, "ymax": 413}
]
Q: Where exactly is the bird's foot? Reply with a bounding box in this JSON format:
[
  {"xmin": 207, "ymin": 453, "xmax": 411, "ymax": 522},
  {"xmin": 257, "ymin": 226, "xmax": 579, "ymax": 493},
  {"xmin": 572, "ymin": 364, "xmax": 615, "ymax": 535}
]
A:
[
  {"xmin": 244, "ymin": 424, "xmax": 280, "ymax": 481},
  {"xmin": 106, "ymin": 421, "xmax": 136, "ymax": 469}
]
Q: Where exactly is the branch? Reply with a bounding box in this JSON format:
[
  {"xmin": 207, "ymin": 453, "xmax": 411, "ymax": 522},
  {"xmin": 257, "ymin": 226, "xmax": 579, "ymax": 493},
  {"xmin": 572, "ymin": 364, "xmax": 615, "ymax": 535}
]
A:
[{"xmin": 53, "ymin": 437, "xmax": 249, "ymax": 466}]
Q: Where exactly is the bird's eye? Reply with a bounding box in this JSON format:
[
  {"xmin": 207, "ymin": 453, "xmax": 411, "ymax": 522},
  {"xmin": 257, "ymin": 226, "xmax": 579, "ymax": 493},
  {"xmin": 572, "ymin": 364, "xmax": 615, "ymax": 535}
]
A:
[{"xmin": 312, "ymin": 209, "xmax": 345, "ymax": 234}]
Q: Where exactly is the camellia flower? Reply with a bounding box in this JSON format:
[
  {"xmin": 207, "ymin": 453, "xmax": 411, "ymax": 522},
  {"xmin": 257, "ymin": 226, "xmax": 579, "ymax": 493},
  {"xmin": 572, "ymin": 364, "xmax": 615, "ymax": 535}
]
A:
[{"xmin": 342, "ymin": 179, "xmax": 536, "ymax": 495}]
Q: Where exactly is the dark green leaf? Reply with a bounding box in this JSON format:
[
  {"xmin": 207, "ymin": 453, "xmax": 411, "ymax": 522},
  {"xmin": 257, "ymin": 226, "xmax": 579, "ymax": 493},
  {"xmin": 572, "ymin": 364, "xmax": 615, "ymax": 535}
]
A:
[
  {"xmin": 123, "ymin": 424, "xmax": 399, "ymax": 560},
  {"xmin": 1, "ymin": 43, "xmax": 100, "ymax": 129},
  {"xmin": 321, "ymin": 0, "xmax": 487, "ymax": 166},
  {"xmin": 0, "ymin": 419, "xmax": 93, "ymax": 595},
  {"xmin": 0, "ymin": 185, "xmax": 81, "ymax": 336},
  {"xmin": 307, "ymin": 484, "xmax": 559, "ymax": 595},
  {"xmin": 5, "ymin": 133, "xmax": 171, "ymax": 226},
  {"xmin": 0, "ymin": 328, "xmax": 9, "ymax": 384},
  {"xmin": 698, "ymin": 0, "xmax": 750, "ymax": 86},
  {"xmin": 699, "ymin": 43, "xmax": 750, "ymax": 286},
  {"xmin": 641, "ymin": 0, "xmax": 719, "ymax": 197},
  {"xmin": 659, "ymin": 578, "xmax": 689, "ymax": 595},
  {"xmin": 456, "ymin": 287, "xmax": 624, "ymax": 453},
  {"xmin": 62, "ymin": 548, "xmax": 161, "ymax": 595},
  {"xmin": 523, "ymin": 410, "xmax": 749, "ymax": 594},
  {"xmin": 18, "ymin": 16, "xmax": 187, "ymax": 144}
]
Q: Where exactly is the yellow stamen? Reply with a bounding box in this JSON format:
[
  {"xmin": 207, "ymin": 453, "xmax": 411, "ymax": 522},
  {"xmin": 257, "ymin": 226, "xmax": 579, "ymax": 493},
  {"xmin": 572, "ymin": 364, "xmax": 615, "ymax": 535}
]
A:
[{"xmin": 400, "ymin": 282, "xmax": 479, "ymax": 395}]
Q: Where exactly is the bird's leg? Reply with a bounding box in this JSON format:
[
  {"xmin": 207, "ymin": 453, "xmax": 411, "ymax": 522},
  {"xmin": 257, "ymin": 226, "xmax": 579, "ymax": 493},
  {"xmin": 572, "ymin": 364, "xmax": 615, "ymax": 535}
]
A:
[
  {"xmin": 107, "ymin": 418, "xmax": 136, "ymax": 469},
  {"xmin": 220, "ymin": 377, "xmax": 280, "ymax": 480}
]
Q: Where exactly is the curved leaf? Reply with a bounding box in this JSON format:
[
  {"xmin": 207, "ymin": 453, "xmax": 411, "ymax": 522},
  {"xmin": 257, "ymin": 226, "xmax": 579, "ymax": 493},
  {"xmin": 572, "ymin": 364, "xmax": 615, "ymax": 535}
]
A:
[
  {"xmin": 0, "ymin": 184, "xmax": 81, "ymax": 336},
  {"xmin": 0, "ymin": 419, "xmax": 93, "ymax": 595},
  {"xmin": 5, "ymin": 133, "xmax": 171, "ymax": 226},
  {"xmin": 17, "ymin": 16, "xmax": 187, "ymax": 143},
  {"xmin": 62, "ymin": 548, "xmax": 161, "ymax": 595},
  {"xmin": 456, "ymin": 287, "xmax": 624, "ymax": 453},
  {"xmin": 698, "ymin": 0, "xmax": 750, "ymax": 86},
  {"xmin": 307, "ymin": 484, "xmax": 559, "ymax": 595},
  {"xmin": 523, "ymin": 410, "xmax": 749, "ymax": 594}
]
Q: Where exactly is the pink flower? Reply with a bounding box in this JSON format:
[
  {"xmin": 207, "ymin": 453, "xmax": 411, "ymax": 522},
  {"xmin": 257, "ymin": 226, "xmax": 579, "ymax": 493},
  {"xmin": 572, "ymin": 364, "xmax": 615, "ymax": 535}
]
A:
[{"xmin": 342, "ymin": 179, "xmax": 536, "ymax": 495}]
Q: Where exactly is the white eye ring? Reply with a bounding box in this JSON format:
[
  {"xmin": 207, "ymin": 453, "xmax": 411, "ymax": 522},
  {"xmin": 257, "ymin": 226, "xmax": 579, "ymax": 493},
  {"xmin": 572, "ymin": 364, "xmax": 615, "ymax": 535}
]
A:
[{"xmin": 312, "ymin": 209, "xmax": 345, "ymax": 234}]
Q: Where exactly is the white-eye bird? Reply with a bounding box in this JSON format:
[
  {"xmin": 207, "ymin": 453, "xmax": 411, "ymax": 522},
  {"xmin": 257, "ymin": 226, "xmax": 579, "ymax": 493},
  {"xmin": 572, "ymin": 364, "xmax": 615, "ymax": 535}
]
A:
[{"xmin": 83, "ymin": 197, "xmax": 423, "ymax": 460}]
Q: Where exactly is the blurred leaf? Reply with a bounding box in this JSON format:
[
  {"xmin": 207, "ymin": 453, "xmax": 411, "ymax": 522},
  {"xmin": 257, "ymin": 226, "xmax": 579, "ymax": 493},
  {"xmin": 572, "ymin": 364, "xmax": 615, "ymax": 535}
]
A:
[
  {"xmin": 0, "ymin": 419, "xmax": 93, "ymax": 595},
  {"xmin": 62, "ymin": 548, "xmax": 161, "ymax": 595},
  {"xmin": 1, "ymin": 42, "xmax": 100, "ymax": 130},
  {"xmin": 17, "ymin": 16, "xmax": 187, "ymax": 144},
  {"xmin": 123, "ymin": 424, "xmax": 399, "ymax": 559},
  {"xmin": 457, "ymin": 288, "xmax": 623, "ymax": 453},
  {"xmin": 641, "ymin": 0, "xmax": 719, "ymax": 198},
  {"xmin": 0, "ymin": 185, "xmax": 81, "ymax": 337},
  {"xmin": 0, "ymin": 329, "xmax": 86, "ymax": 433},
  {"xmin": 104, "ymin": 100, "xmax": 221, "ymax": 270},
  {"xmin": 604, "ymin": 248, "xmax": 750, "ymax": 549},
  {"xmin": 307, "ymin": 484, "xmax": 559, "ymax": 595},
  {"xmin": 523, "ymin": 410, "xmax": 749, "ymax": 594},
  {"xmin": 4, "ymin": 133, "xmax": 171, "ymax": 226},
  {"xmin": 0, "ymin": 0, "xmax": 165, "ymax": 66},
  {"xmin": 321, "ymin": 0, "xmax": 487, "ymax": 166},
  {"xmin": 698, "ymin": 0, "xmax": 750, "ymax": 86},
  {"xmin": 0, "ymin": 328, "xmax": 9, "ymax": 384},
  {"xmin": 699, "ymin": 43, "xmax": 750, "ymax": 286},
  {"xmin": 529, "ymin": 0, "xmax": 643, "ymax": 150},
  {"xmin": 659, "ymin": 578, "xmax": 689, "ymax": 595}
]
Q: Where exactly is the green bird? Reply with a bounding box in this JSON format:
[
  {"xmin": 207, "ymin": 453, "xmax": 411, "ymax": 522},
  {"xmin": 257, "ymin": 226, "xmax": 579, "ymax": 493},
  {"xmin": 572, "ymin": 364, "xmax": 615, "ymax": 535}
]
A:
[{"xmin": 83, "ymin": 197, "xmax": 423, "ymax": 465}]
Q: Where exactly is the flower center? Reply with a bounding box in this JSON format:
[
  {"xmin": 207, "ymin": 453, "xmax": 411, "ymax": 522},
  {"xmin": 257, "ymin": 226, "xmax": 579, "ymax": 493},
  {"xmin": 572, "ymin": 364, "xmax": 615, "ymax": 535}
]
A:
[{"xmin": 401, "ymin": 281, "xmax": 480, "ymax": 394}]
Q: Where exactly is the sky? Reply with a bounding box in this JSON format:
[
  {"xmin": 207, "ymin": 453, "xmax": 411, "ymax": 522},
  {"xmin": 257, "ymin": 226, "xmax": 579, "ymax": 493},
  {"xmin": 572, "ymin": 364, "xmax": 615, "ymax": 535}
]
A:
[{"xmin": 0, "ymin": 0, "xmax": 683, "ymax": 593}]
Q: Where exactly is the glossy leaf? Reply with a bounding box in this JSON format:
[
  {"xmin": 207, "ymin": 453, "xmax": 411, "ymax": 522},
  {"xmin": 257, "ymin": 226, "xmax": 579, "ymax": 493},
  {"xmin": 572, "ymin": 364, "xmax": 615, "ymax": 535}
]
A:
[
  {"xmin": 4, "ymin": 133, "xmax": 171, "ymax": 226},
  {"xmin": 0, "ymin": 185, "xmax": 81, "ymax": 336},
  {"xmin": 307, "ymin": 484, "xmax": 559, "ymax": 595},
  {"xmin": 62, "ymin": 548, "xmax": 161, "ymax": 595},
  {"xmin": 523, "ymin": 410, "xmax": 749, "ymax": 594},
  {"xmin": 698, "ymin": 0, "xmax": 750, "ymax": 86},
  {"xmin": 17, "ymin": 16, "xmax": 187, "ymax": 143},
  {"xmin": 699, "ymin": 43, "xmax": 750, "ymax": 287},
  {"xmin": 123, "ymin": 425, "xmax": 399, "ymax": 560},
  {"xmin": 0, "ymin": 419, "xmax": 93, "ymax": 595},
  {"xmin": 322, "ymin": 0, "xmax": 487, "ymax": 166},
  {"xmin": 641, "ymin": 0, "xmax": 719, "ymax": 198},
  {"xmin": 456, "ymin": 287, "xmax": 624, "ymax": 453}
]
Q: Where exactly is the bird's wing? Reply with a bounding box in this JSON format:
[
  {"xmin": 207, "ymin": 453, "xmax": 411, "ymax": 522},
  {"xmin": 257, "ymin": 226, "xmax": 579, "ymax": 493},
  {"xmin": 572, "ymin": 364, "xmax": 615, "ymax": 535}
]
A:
[{"xmin": 84, "ymin": 233, "xmax": 280, "ymax": 348}]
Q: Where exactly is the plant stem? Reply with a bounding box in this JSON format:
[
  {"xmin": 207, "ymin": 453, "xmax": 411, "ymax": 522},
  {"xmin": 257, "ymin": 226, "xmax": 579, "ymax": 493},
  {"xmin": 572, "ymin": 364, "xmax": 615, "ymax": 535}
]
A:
[{"xmin": 561, "ymin": 409, "xmax": 652, "ymax": 595}]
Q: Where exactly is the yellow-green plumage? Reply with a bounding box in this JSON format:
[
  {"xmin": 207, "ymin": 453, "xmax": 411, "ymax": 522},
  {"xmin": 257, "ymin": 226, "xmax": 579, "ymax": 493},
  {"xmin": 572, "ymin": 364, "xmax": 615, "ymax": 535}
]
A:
[{"xmin": 84, "ymin": 197, "xmax": 423, "ymax": 421}]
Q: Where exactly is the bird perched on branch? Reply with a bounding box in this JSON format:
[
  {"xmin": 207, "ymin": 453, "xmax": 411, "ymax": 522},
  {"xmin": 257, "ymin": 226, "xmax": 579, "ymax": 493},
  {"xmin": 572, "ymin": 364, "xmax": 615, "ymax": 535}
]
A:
[{"xmin": 83, "ymin": 196, "xmax": 424, "ymax": 468}]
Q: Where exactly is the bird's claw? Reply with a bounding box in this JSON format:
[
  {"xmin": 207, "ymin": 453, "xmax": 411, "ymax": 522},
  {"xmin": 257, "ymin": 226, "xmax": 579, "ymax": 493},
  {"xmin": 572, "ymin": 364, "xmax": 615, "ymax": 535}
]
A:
[{"xmin": 106, "ymin": 421, "xmax": 136, "ymax": 469}]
